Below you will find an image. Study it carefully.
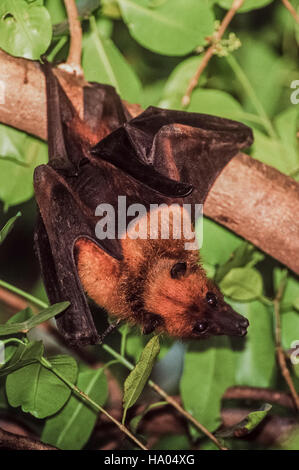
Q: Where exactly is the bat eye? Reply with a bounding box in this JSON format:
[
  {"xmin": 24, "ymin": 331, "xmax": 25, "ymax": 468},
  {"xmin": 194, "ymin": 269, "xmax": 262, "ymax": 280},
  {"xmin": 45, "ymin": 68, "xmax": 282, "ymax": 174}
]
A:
[
  {"xmin": 170, "ymin": 262, "xmax": 187, "ymax": 279},
  {"xmin": 193, "ymin": 320, "xmax": 208, "ymax": 335},
  {"xmin": 206, "ymin": 291, "xmax": 217, "ymax": 307}
]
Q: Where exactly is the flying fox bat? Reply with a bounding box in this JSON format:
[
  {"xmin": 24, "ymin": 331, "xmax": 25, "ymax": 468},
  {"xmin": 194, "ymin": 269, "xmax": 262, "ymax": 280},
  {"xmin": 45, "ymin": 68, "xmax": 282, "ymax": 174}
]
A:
[{"xmin": 34, "ymin": 62, "xmax": 253, "ymax": 346}]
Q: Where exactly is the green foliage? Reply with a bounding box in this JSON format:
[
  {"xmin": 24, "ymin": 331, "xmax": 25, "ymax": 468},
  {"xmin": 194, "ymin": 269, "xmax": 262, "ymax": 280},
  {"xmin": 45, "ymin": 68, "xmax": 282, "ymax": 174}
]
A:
[
  {"xmin": 217, "ymin": 0, "xmax": 274, "ymax": 13},
  {"xmin": 118, "ymin": 0, "xmax": 214, "ymax": 56},
  {"xmin": 159, "ymin": 56, "xmax": 207, "ymax": 110},
  {"xmin": 231, "ymin": 301, "xmax": 276, "ymax": 388},
  {"xmin": 217, "ymin": 403, "xmax": 272, "ymax": 438},
  {"xmin": 82, "ymin": 17, "xmax": 141, "ymax": 102},
  {"xmin": 0, "ymin": 128, "xmax": 48, "ymax": 208},
  {"xmin": 219, "ymin": 267, "xmax": 263, "ymax": 302},
  {"xmin": 0, "ymin": 341, "xmax": 45, "ymax": 378},
  {"xmin": 123, "ymin": 335, "xmax": 160, "ymax": 422},
  {"xmin": 0, "ymin": 301, "xmax": 70, "ymax": 336},
  {"xmin": 42, "ymin": 366, "xmax": 108, "ymax": 449},
  {"xmin": 0, "ymin": 0, "xmax": 52, "ymax": 59},
  {"xmin": 0, "ymin": 212, "xmax": 21, "ymax": 244},
  {"xmin": 6, "ymin": 354, "xmax": 78, "ymax": 419},
  {"xmin": 0, "ymin": 0, "xmax": 298, "ymax": 451},
  {"xmin": 181, "ymin": 336, "xmax": 236, "ymax": 432}
]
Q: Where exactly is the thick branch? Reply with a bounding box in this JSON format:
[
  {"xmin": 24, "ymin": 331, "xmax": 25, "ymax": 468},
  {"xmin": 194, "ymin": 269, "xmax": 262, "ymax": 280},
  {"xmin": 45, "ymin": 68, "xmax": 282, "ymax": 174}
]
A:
[{"xmin": 1, "ymin": 50, "xmax": 299, "ymax": 274}]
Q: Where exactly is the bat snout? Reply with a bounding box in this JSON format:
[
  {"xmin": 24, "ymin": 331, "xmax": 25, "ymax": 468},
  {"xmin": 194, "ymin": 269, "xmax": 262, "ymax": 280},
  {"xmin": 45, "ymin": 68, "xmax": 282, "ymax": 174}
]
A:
[{"xmin": 211, "ymin": 305, "xmax": 249, "ymax": 337}]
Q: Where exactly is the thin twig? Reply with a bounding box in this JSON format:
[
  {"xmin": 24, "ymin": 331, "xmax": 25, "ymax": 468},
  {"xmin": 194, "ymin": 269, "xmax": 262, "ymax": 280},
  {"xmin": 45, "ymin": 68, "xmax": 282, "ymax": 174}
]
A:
[
  {"xmin": 0, "ymin": 427, "xmax": 57, "ymax": 450},
  {"xmin": 40, "ymin": 357, "xmax": 148, "ymax": 450},
  {"xmin": 274, "ymin": 271, "xmax": 299, "ymax": 411},
  {"xmin": 102, "ymin": 344, "xmax": 227, "ymax": 450},
  {"xmin": 281, "ymin": 0, "xmax": 299, "ymax": 24},
  {"xmin": 182, "ymin": 0, "xmax": 244, "ymax": 107},
  {"xmin": 61, "ymin": 0, "xmax": 83, "ymax": 76}
]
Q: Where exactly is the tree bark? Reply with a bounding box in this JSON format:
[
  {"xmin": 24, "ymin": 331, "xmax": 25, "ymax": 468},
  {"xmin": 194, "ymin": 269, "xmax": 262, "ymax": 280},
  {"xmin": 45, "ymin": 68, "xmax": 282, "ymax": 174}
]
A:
[{"xmin": 0, "ymin": 50, "xmax": 299, "ymax": 274}]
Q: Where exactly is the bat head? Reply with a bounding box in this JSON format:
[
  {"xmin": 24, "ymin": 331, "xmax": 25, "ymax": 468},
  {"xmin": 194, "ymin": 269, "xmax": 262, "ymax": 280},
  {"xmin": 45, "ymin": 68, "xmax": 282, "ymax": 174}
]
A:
[
  {"xmin": 141, "ymin": 258, "xmax": 249, "ymax": 339},
  {"xmin": 75, "ymin": 205, "xmax": 249, "ymax": 340}
]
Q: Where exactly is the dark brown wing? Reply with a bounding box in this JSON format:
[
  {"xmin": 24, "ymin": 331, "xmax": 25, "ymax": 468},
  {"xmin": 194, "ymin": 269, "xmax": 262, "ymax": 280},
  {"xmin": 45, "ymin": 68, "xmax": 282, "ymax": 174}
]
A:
[{"xmin": 92, "ymin": 106, "xmax": 253, "ymax": 203}]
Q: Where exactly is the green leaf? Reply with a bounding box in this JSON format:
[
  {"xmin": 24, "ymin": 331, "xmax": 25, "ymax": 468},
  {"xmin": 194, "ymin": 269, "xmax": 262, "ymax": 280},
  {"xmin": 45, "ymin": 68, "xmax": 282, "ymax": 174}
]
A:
[
  {"xmin": 6, "ymin": 307, "xmax": 34, "ymax": 325},
  {"xmin": 1, "ymin": 308, "xmax": 33, "ymax": 362},
  {"xmin": 42, "ymin": 366, "xmax": 108, "ymax": 449},
  {"xmin": 123, "ymin": 335, "xmax": 160, "ymax": 421},
  {"xmin": 0, "ymin": 0, "xmax": 52, "ymax": 60},
  {"xmin": 153, "ymin": 434, "xmax": 190, "ymax": 450},
  {"xmin": 159, "ymin": 56, "xmax": 207, "ymax": 110},
  {"xmin": 243, "ymin": 404, "xmax": 272, "ymax": 432},
  {"xmin": 180, "ymin": 337, "xmax": 236, "ymax": 432},
  {"xmin": 275, "ymin": 107, "xmax": 299, "ymax": 157},
  {"xmin": 274, "ymin": 270, "xmax": 299, "ymax": 350},
  {"xmin": 199, "ymin": 218, "xmax": 242, "ymax": 267},
  {"xmin": 118, "ymin": 0, "xmax": 214, "ymax": 56},
  {"xmin": 0, "ymin": 130, "xmax": 48, "ymax": 208},
  {"xmin": 83, "ymin": 18, "xmax": 141, "ymax": 103},
  {"xmin": 215, "ymin": 243, "xmax": 264, "ymax": 283},
  {"xmin": 45, "ymin": 0, "xmax": 66, "ymax": 24},
  {"xmin": 234, "ymin": 39, "xmax": 288, "ymax": 118},
  {"xmin": 6, "ymin": 354, "xmax": 78, "ymax": 419},
  {"xmin": 0, "ymin": 302, "xmax": 70, "ymax": 336},
  {"xmin": 217, "ymin": 0, "xmax": 274, "ymax": 13},
  {"xmin": 251, "ymin": 129, "xmax": 298, "ymax": 176},
  {"xmin": 141, "ymin": 79, "xmax": 166, "ymax": 108},
  {"xmin": 0, "ymin": 341, "xmax": 44, "ymax": 377},
  {"xmin": 102, "ymin": 0, "xmax": 121, "ymax": 18},
  {"xmin": 188, "ymin": 89, "xmax": 245, "ymax": 122},
  {"xmin": 231, "ymin": 300, "xmax": 276, "ymax": 388},
  {"xmin": 217, "ymin": 403, "xmax": 272, "ymax": 438},
  {"xmin": 293, "ymin": 297, "xmax": 299, "ymax": 311},
  {"xmin": 0, "ymin": 212, "xmax": 21, "ymax": 244},
  {"xmin": 219, "ymin": 267, "xmax": 263, "ymax": 302}
]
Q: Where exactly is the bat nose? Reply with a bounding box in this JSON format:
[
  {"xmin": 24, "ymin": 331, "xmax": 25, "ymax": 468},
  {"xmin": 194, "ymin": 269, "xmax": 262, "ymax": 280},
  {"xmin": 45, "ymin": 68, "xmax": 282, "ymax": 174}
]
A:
[
  {"xmin": 236, "ymin": 317, "xmax": 249, "ymax": 337},
  {"xmin": 210, "ymin": 304, "xmax": 249, "ymax": 337}
]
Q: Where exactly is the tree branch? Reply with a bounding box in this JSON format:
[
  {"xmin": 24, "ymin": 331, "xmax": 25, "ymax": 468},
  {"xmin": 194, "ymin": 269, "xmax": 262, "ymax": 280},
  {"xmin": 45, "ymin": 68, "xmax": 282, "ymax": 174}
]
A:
[
  {"xmin": 60, "ymin": 0, "xmax": 84, "ymax": 76},
  {"xmin": 0, "ymin": 426, "xmax": 57, "ymax": 450},
  {"xmin": 224, "ymin": 386, "xmax": 296, "ymax": 410},
  {"xmin": 182, "ymin": 0, "xmax": 244, "ymax": 106},
  {"xmin": 1, "ymin": 50, "xmax": 299, "ymax": 274}
]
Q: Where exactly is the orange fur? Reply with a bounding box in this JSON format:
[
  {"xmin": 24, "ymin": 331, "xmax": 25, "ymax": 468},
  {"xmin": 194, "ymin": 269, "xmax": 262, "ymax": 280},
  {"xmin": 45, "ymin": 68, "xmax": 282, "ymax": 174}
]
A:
[{"xmin": 75, "ymin": 206, "xmax": 216, "ymax": 337}]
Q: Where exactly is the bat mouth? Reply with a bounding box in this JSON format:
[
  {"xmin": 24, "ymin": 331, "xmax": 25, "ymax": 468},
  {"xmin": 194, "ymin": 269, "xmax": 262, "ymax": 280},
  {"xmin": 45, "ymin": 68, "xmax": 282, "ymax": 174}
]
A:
[{"xmin": 210, "ymin": 305, "xmax": 249, "ymax": 337}]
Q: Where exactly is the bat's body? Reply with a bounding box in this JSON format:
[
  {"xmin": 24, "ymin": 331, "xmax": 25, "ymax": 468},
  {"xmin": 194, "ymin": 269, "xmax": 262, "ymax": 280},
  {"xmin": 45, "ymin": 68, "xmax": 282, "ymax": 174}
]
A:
[{"xmin": 34, "ymin": 63, "xmax": 253, "ymax": 346}]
